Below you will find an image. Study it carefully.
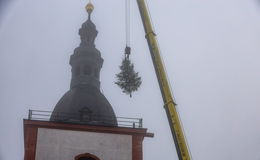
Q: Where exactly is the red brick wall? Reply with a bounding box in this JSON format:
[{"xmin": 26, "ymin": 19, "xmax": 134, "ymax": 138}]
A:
[
  {"xmin": 132, "ymin": 135, "xmax": 144, "ymax": 160},
  {"xmin": 24, "ymin": 126, "xmax": 38, "ymax": 160}
]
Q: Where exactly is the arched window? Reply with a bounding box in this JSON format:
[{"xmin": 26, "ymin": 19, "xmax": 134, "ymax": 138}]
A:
[
  {"xmin": 83, "ymin": 65, "xmax": 92, "ymax": 75},
  {"xmin": 78, "ymin": 158, "xmax": 96, "ymax": 160},
  {"xmin": 74, "ymin": 66, "xmax": 81, "ymax": 76},
  {"xmin": 94, "ymin": 68, "xmax": 99, "ymax": 79},
  {"xmin": 75, "ymin": 153, "xmax": 100, "ymax": 160}
]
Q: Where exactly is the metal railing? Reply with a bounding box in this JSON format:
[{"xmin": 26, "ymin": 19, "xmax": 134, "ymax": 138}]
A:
[{"xmin": 28, "ymin": 109, "xmax": 143, "ymax": 128}]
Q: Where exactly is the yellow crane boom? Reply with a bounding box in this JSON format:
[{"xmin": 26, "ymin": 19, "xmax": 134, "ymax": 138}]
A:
[{"xmin": 136, "ymin": 0, "xmax": 191, "ymax": 159}]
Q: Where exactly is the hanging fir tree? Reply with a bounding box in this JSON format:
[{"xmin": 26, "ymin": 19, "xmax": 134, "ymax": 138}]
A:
[
  {"xmin": 115, "ymin": 56, "xmax": 142, "ymax": 97},
  {"xmin": 115, "ymin": 1, "xmax": 141, "ymax": 97}
]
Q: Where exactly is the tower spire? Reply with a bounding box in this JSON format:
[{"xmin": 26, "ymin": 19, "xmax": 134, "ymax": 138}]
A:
[
  {"xmin": 50, "ymin": 1, "xmax": 117, "ymax": 126},
  {"xmin": 86, "ymin": 0, "xmax": 94, "ymax": 20},
  {"xmin": 78, "ymin": 1, "xmax": 97, "ymax": 47}
]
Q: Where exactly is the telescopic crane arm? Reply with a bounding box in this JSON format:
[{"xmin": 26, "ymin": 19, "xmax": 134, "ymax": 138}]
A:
[{"xmin": 136, "ymin": 0, "xmax": 191, "ymax": 159}]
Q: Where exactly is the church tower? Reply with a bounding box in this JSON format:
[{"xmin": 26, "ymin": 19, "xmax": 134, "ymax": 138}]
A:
[
  {"xmin": 23, "ymin": 2, "xmax": 153, "ymax": 160},
  {"xmin": 50, "ymin": 2, "xmax": 117, "ymax": 127}
]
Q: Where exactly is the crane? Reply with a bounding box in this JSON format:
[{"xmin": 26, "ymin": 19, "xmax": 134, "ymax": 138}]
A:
[{"xmin": 135, "ymin": 0, "xmax": 191, "ymax": 159}]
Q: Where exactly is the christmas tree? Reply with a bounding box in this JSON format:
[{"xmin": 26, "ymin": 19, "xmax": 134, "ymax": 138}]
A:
[{"xmin": 115, "ymin": 57, "xmax": 142, "ymax": 97}]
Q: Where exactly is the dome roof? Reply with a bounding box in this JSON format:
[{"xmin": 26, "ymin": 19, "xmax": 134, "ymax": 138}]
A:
[{"xmin": 50, "ymin": 85, "xmax": 117, "ymax": 126}]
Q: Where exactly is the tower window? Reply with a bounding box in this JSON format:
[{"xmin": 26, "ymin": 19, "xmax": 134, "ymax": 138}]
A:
[
  {"xmin": 83, "ymin": 65, "xmax": 92, "ymax": 75},
  {"xmin": 75, "ymin": 66, "xmax": 80, "ymax": 76},
  {"xmin": 79, "ymin": 107, "xmax": 92, "ymax": 122},
  {"xmin": 94, "ymin": 68, "xmax": 99, "ymax": 78}
]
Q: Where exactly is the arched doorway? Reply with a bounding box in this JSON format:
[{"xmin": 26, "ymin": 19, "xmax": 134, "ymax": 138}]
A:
[{"xmin": 74, "ymin": 153, "xmax": 100, "ymax": 160}]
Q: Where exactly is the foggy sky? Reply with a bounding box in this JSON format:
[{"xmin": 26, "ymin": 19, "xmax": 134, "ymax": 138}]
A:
[{"xmin": 0, "ymin": 0, "xmax": 260, "ymax": 160}]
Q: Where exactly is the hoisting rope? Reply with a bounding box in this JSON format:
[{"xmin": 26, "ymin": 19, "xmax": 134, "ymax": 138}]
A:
[
  {"xmin": 125, "ymin": 0, "xmax": 130, "ymax": 55},
  {"xmin": 115, "ymin": 0, "xmax": 142, "ymax": 97}
]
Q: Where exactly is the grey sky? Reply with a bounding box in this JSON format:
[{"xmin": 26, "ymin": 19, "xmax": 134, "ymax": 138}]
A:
[{"xmin": 0, "ymin": 0, "xmax": 260, "ymax": 160}]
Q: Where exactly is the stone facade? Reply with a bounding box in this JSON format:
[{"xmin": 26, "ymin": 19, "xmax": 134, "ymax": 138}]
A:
[{"xmin": 36, "ymin": 128, "xmax": 132, "ymax": 160}]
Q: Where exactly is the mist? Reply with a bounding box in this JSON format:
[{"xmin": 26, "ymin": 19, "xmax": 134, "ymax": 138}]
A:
[{"xmin": 0, "ymin": 0, "xmax": 260, "ymax": 160}]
